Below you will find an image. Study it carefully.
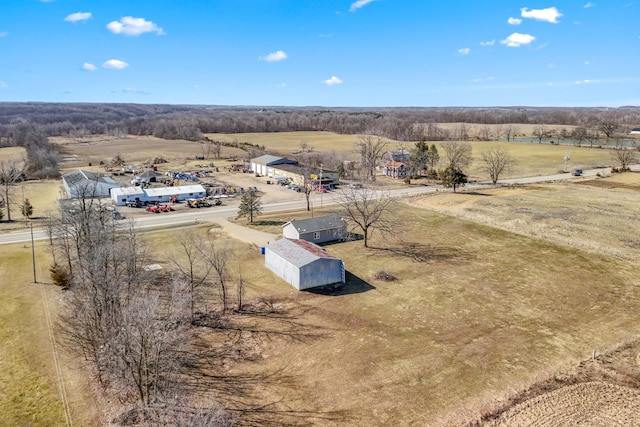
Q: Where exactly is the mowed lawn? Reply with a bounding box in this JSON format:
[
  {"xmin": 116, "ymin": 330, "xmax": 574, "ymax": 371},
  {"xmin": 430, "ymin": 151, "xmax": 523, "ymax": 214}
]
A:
[{"xmin": 186, "ymin": 198, "xmax": 640, "ymax": 426}]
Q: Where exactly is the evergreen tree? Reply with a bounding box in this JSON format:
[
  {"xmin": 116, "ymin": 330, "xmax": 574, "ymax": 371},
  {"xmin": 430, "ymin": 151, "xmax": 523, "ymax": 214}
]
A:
[
  {"xmin": 440, "ymin": 163, "xmax": 467, "ymax": 193},
  {"xmin": 21, "ymin": 198, "xmax": 33, "ymax": 219},
  {"xmin": 237, "ymin": 189, "xmax": 262, "ymax": 223}
]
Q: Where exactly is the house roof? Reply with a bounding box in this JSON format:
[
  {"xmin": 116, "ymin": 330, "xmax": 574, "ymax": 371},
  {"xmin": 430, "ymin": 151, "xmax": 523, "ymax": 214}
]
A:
[
  {"xmin": 63, "ymin": 169, "xmax": 118, "ymax": 187},
  {"xmin": 251, "ymin": 154, "xmax": 299, "ymax": 166},
  {"xmin": 383, "ymin": 160, "xmax": 406, "ymax": 168},
  {"xmin": 283, "ymin": 214, "xmax": 347, "ymax": 234},
  {"xmin": 267, "ymin": 238, "xmax": 340, "ymax": 268}
]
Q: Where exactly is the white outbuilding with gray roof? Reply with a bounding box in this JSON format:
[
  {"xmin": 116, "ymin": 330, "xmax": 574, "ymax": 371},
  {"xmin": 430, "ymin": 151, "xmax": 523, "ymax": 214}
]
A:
[
  {"xmin": 265, "ymin": 238, "xmax": 345, "ymax": 290},
  {"xmin": 111, "ymin": 184, "xmax": 206, "ymax": 206},
  {"xmin": 282, "ymin": 214, "xmax": 347, "ymax": 244}
]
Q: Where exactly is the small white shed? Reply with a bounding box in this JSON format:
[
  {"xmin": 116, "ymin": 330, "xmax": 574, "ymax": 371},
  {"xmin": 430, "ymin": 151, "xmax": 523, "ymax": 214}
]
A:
[{"xmin": 265, "ymin": 239, "xmax": 345, "ymax": 290}]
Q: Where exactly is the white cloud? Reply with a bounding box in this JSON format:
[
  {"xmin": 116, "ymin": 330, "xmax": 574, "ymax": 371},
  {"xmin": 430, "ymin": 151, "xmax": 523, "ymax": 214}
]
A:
[
  {"xmin": 82, "ymin": 63, "xmax": 96, "ymax": 71},
  {"xmin": 0, "ymin": 32, "xmax": 7, "ymax": 38},
  {"xmin": 584, "ymin": 2, "xmax": 596, "ymax": 8},
  {"xmin": 508, "ymin": 17, "xmax": 522, "ymax": 25},
  {"xmin": 318, "ymin": 33, "xmax": 333, "ymax": 38},
  {"xmin": 261, "ymin": 50, "xmax": 287, "ymax": 62},
  {"xmin": 584, "ymin": 60, "xmax": 590, "ymax": 65},
  {"xmin": 480, "ymin": 40, "xmax": 495, "ymax": 46},
  {"xmin": 350, "ymin": 0, "xmax": 377, "ymax": 12},
  {"xmin": 458, "ymin": 48, "xmax": 470, "ymax": 55},
  {"xmin": 103, "ymin": 59, "xmax": 129, "ymax": 70},
  {"xmin": 521, "ymin": 7, "xmax": 563, "ymax": 23},
  {"xmin": 107, "ymin": 17, "xmax": 164, "ymax": 36},
  {"xmin": 0, "ymin": 81, "xmax": 7, "ymax": 89},
  {"xmin": 65, "ymin": 12, "xmax": 92, "ymax": 23},
  {"xmin": 575, "ymin": 79, "xmax": 597, "ymax": 85},
  {"xmin": 277, "ymin": 83, "xmax": 286, "ymax": 88},
  {"xmin": 323, "ymin": 76, "xmax": 343, "ymax": 86},
  {"xmin": 123, "ymin": 88, "xmax": 148, "ymax": 94},
  {"xmin": 500, "ymin": 32, "xmax": 536, "ymax": 47}
]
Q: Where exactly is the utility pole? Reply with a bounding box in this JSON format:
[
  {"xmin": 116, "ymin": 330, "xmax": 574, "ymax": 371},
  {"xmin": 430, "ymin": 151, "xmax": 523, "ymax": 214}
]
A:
[
  {"xmin": 29, "ymin": 221, "xmax": 36, "ymax": 283},
  {"xmin": 320, "ymin": 163, "xmax": 324, "ymax": 208}
]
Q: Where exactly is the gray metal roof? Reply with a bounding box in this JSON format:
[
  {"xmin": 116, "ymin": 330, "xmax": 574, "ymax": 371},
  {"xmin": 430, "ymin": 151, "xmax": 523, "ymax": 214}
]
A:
[
  {"xmin": 63, "ymin": 170, "xmax": 117, "ymax": 186},
  {"xmin": 251, "ymin": 155, "xmax": 298, "ymax": 166},
  {"xmin": 283, "ymin": 214, "xmax": 346, "ymax": 234},
  {"xmin": 252, "ymin": 154, "xmax": 284, "ymax": 164},
  {"xmin": 267, "ymin": 238, "xmax": 340, "ymax": 268}
]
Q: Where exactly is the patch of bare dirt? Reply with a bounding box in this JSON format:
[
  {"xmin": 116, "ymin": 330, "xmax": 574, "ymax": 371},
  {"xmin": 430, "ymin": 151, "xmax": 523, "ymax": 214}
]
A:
[{"xmin": 465, "ymin": 339, "xmax": 640, "ymax": 427}]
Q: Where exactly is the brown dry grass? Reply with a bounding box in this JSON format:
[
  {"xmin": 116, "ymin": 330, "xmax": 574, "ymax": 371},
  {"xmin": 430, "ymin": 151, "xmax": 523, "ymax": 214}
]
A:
[
  {"xmin": 189, "ymin": 174, "xmax": 640, "ymax": 426},
  {"xmin": 0, "ymin": 242, "xmax": 99, "ymax": 426},
  {"xmin": 3, "ymin": 133, "xmax": 640, "ymax": 425}
]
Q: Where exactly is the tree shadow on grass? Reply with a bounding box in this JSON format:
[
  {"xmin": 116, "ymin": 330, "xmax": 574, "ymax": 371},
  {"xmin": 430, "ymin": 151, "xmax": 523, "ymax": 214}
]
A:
[
  {"xmin": 372, "ymin": 242, "xmax": 468, "ymax": 263},
  {"xmin": 186, "ymin": 303, "xmax": 359, "ymax": 426},
  {"xmin": 464, "ymin": 191, "xmax": 493, "ymax": 196},
  {"xmin": 250, "ymin": 220, "xmax": 286, "ymax": 227},
  {"xmin": 304, "ymin": 271, "xmax": 375, "ymax": 296}
]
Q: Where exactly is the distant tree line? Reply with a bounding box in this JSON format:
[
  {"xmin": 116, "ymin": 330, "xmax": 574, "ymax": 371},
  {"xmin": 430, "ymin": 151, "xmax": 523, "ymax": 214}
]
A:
[{"xmin": 1, "ymin": 103, "xmax": 640, "ymax": 144}]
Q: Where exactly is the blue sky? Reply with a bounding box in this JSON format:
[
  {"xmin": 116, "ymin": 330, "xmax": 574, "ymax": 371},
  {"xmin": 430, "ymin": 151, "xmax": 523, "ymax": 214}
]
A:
[{"xmin": 0, "ymin": 1, "xmax": 638, "ymax": 107}]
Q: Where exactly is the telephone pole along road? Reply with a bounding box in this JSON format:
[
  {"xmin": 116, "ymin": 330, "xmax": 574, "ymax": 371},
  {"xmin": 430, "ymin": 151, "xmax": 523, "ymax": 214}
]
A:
[{"xmin": 0, "ymin": 165, "xmax": 623, "ymax": 246}]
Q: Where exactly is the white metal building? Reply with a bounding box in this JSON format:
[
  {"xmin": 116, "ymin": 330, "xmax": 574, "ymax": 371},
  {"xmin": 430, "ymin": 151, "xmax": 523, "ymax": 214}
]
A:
[
  {"xmin": 111, "ymin": 184, "xmax": 207, "ymax": 206},
  {"xmin": 62, "ymin": 170, "xmax": 120, "ymax": 199},
  {"xmin": 265, "ymin": 238, "xmax": 345, "ymax": 290},
  {"xmin": 250, "ymin": 155, "xmax": 298, "ymax": 177}
]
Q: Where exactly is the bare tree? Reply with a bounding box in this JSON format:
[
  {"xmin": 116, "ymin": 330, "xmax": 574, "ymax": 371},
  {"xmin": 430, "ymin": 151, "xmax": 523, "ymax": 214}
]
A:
[
  {"xmin": 356, "ymin": 135, "xmax": 387, "ymax": 181},
  {"xmin": 572, "ymin": 126, "xmax": 587, "ymax": 147},
  {"xmin": 440, "ymin": 140, "xmax": 472, "ymax": 169},
  {"xmin": 170, "ymin": 231, "xmax": 213, "ymax": 321},
  {"xmin": 504, "ymin": 125, "xmax": 519, "ymax": 142},
  {"xmin": 480, "ymin": 147, "xmax": 515, "ymax": 184},
  {"xmin": 611, "ymin": 148, "xmax": 639, "ymax": 171},
  {"xmin": 599, "ymin": 119, "xmax": 619, "ymax": 140},
  {"xmin": 476, "ymin": 125, "xmax": 492, "ymax": 141},
  {"xmin": 0, "ymin": 159, "xmax": 24, "ymax": 221},
  {"xmin": 335, "ymin": 187, "xmax": 392, "ymax": 248},
  {"xmin": 200, "ymin": 231, "xmax": 232, "ymax": 313},
  {"xmin": 533, "ymin": 124, "xmax": 549, "ymax": 143}
]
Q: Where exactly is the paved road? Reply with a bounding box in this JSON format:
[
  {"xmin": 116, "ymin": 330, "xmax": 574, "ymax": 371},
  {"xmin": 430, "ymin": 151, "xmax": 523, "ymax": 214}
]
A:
[{"xmin": 0, "ymin": 164, "xmax": 634, "ymax": 246}]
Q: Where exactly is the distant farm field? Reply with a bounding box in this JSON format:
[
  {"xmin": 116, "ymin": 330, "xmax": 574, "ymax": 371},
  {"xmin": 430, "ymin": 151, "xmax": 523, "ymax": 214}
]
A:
[
  {"xmin": 207, "ymin": 131, "xmax": 615, "ymax": 179},
  {"xmin": 206, "ymin": 131, "xmax": 361, "ymax": 155}
]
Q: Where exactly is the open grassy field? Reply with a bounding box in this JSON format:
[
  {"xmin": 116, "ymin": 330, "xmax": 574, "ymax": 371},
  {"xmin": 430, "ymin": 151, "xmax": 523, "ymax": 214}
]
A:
[
  {"xmin": 0, "ymin": 242, "xmax": 98, "ymax": 426},
  {"xmin": 205, "ymin": 131, "xmax": 615, "ymax": 179},
  {"xmin": 163, "ymin": 173, "xmax": 640, "ymax": 426},
  {"xmin": 2, "ymin": 132, "xmax": 639, "ymax": 424},
  {"xmin": 52, "ymin": 135, "xmax": 247, "ymax": 175},
  {"xmin": 206, "ymin": 131, "xmax": 360, "ymax": 155}
]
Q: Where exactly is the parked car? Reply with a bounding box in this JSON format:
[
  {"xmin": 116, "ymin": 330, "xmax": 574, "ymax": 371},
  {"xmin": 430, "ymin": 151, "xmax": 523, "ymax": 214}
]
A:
[
  {"xmin": 572, "ymin": 169, "xmax": 583, "ymax": 176},
  {"xmin": 347, "ymin": 183, "xmax": 363, "ymax": 189}
]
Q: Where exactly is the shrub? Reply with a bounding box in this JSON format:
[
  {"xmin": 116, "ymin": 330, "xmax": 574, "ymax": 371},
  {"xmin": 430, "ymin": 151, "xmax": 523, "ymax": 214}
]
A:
[
  {"xmin": 49, "ymin": 263, "xmax": 71, "ymax": 288},
  {"xmin": 374, "ymin": 269, "xmax": 397, "ymax": 282},
  {"xmin": 403, "ymin": 177, "xmax": 411, "ymax": 184}
]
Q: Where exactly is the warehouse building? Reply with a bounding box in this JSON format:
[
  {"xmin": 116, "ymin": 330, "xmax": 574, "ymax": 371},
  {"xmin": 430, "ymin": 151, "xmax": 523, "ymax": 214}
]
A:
[{"xmin": 265, "ymin": 239, "xmax": 345, "ymax": 290}]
